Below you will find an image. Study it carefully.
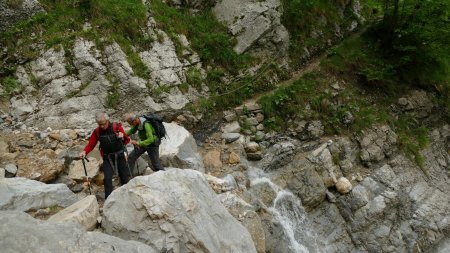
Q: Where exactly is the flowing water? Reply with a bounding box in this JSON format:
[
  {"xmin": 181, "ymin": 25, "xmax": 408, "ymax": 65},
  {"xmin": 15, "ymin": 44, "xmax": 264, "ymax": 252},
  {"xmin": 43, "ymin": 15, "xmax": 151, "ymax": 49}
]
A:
[{"xmin": 249, "ymin": 167, "xmax": 322, "ymax": 253}]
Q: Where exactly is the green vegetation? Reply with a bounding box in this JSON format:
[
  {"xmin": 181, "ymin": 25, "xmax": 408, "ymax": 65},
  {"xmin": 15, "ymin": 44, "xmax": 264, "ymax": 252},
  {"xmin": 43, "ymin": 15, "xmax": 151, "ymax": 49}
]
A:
[
  {"xmin": 1, "ymin": 76, "xmax": 21, "ymax": 98},
  {"xmin": 0, "ymin": 0, "xmax": 150, "ymax": 79},
  {"xmin": 150, "ymin": 0, "xmax": 251, "ymax": 73}
]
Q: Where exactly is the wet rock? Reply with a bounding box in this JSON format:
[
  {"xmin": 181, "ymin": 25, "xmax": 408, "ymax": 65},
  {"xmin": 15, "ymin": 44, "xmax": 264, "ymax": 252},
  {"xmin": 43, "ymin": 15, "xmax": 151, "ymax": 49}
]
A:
[{"xmin": 287, "ymin": 165, "xmax": 327, "ymax": 209}]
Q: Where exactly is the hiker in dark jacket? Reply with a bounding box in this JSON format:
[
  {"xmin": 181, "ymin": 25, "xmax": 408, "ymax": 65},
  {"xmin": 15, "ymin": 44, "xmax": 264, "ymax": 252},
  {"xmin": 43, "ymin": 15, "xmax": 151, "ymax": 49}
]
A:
[
  {"xmin": 123, "ymin": 112, "xmax": 164, "ymax": 173},
  {"xmin": 79, "ymin": 112, "xmax": 131, "ymax": 199}
]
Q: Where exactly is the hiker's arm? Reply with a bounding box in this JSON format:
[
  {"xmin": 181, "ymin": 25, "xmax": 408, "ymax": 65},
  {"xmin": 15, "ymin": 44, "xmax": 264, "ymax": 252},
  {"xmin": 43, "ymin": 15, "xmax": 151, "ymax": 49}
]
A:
[
  {"xmin": 83, "ymin": 130, "xmax": 99, "ymax": 155},
  {"xmin": 126, "ymin": 125, "xmax": 138, "ymax": 136},
  {"xmin": 118, "ymin": 125, "xmax": 130, "ymax": 145},
  {"xmin": 139, "ymin": 122, "xmax": 156, "ymax": 146}
]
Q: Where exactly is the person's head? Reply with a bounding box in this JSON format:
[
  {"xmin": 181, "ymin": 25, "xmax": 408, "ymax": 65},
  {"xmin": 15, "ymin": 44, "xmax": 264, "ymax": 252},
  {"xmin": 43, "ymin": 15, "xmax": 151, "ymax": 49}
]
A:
[
  {"xmin": 123, "ymin": 112, "xmax": 140, "ymax": 126},
  {"xmin": 95, "ymin": 112, "xmax": 110, "ymax": 130}
]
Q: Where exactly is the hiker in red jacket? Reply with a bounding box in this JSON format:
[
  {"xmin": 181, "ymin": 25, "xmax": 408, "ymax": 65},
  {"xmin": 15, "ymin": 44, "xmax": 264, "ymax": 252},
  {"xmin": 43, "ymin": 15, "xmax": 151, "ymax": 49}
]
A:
[{"xmin": 79, "ymin": 112, "xmax": 131, "ymax": 199}]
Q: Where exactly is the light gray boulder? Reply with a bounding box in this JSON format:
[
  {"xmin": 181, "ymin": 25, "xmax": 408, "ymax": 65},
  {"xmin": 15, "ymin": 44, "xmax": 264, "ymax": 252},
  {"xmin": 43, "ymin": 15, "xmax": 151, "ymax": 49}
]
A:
[
  {"xmin": 160, "ymin": 122, "xmax": 204, "ymax": 171},
  {"xmin": 0, "ymin": 177, "xmax": 79, "ymax": 211},
  {"xmin": 48, "ymin": 195, "xmax": 99, "ymax": 231},
  {"xmin": 102, "ymin": 168, "xmax": 257, "ymax": 253},
  {"xmin": 0, "ymin": 211, "xmax": 155, "ymax": 253}
]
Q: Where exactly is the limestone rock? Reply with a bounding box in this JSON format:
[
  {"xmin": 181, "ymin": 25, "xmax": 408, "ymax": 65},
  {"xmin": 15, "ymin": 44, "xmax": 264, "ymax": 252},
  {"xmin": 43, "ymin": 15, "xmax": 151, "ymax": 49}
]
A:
[
  {"xmin": 203, "ymin": 150, "xmax": 222, "ymax": 169},
  {"xmin": 0, "ymin": 177, "xmax": 79, "ymax": 211},
  {"xmin": 102, "ymin": 169, "xmax": 257, "ymax": 253},
  {"xmin": 205, "ymin": 173, "xmax": 237, "ymax": 193},
  {"xmin": 222, "ymin": 121, "xmax": 241, "ymax": 133},
  {"xmin": 16, "ymin": 149, "xmax": 64, "ymax": 183},
  {"xmin": 0, "ymin": 211, "xmax": 155, "ymax": 253},
  {"xmin": 160, "ymin": 122, "xmax": 204, "ymax": 171},
  {"xmin": 219, "ymin": 192, "xmax": 265, "ymax": 253},
  {"xmin": 68, "ymin": 157, "xmax": 100, "ymax": 182},
  {"xmin": 213, "ymin": 0, "xmax": 288, "ymax": 58},
  {"xmin": 222, "ymin": 132, "xmax": 241, "ymax": 143},
  {"xmin": 336, "ymin": 177, "xmax": 352, "ymax": 194},
  {"xmin": 228, "ymin": 151, "xmax": 240, "ymax": 164},
  {"xmin": 49, "ymin": 195, "xmax": 100, "ymax": 231},
  {"xmin": 0, "ymin": 0, "xmax": 44, "ymax": 32}
]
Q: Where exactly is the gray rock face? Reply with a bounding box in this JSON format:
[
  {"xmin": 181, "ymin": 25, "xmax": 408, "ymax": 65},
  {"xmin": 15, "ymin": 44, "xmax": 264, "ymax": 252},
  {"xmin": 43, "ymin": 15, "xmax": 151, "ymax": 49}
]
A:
[
  {"xmin": 30, "ymin": 46, "xmax": 68, "ymax": 86},
  {"xmin": 160, "ymin": 122, "xmax": 204, "ymax": 171},
  {"xmin": 357, "ymin": 125, "xmax": 398, "ymax": 166},
  {"xmin": 213, "ymin": 0, "xmax": 289, "ymax": 58},
  {"xmin": 0, "ymin": 0, "xmax": 44, "ymax": 32},
  {"xmin": 0, "ymin": 177, "xmax": 79, "ymax": 211},
  {"xmin": 102, "ymin": 169, "xmax": 257, "ymax": 253},
  {"xmin": 0, "ymin": 211, "xmax": 155, "ymax": 253}
]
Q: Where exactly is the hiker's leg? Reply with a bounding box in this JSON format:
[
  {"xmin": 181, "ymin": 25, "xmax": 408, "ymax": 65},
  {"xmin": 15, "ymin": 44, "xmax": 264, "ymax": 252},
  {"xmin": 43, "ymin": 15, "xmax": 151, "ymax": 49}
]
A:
[
  {"xmin": 117, "ymin": 153, "xmax": 129, "ymax": 185},
  {"xmin": 147, "ymin": 145, "xmax": 164, "ymax": 171},
  {"xmin": 103, "ymin": 156, "xmax": 114, "ymax": 199},
  {"xmin": 128, "ymin": 146, "xmax": 146, "ymax": 175}
]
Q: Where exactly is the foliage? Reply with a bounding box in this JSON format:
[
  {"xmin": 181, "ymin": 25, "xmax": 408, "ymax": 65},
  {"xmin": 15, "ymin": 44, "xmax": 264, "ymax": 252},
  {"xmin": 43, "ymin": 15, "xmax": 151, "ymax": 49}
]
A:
[
  {"xmin": 1, "ymin": 76, "xmax": 21, "ymax": 98},
  {"xmin": 374, "ymin": 0, "xmax": 450, "ymax": 93}
]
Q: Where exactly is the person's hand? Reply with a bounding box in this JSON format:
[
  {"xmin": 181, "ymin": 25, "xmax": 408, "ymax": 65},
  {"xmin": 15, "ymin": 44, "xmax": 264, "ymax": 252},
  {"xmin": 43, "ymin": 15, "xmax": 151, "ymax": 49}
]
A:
[
  {"xmin": 79, "ymin": 151, "xmax": 86, "ymax": 159},
  {"xmin": 131, "ymin": 140, "xmax": 139, "ymax": 146},
  {"xmin": 117, "ymin": 132, "xmax": 124, "ymax": 138}
]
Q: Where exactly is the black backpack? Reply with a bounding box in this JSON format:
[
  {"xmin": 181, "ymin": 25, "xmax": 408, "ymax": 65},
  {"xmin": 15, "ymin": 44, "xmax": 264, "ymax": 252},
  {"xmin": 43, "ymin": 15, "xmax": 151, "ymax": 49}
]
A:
[{"xmin": 142, "ymin": 113, "xmax": 167, "ymax": 140}]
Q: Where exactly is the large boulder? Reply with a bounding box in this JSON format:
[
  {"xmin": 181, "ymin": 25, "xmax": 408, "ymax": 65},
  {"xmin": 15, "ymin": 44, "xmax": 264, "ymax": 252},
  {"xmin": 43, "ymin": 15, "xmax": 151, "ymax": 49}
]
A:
[
  {"xmin": 0, "ymin": 177, "xmax": 79, "ymax": 211},
  {"xmin": 160, "ymin": 122, "xmax": 204, "ymax": 171},
  {"xmin": 102, "ymin": 169, "xmax": 257, "ymax": 253},
  {"xmin": 48, "ymin": 195, "xmax": 100, "ymax": 231},
  {"xmin": 0, "ymin": 211, "xmax": 155, "ymax": 253}
]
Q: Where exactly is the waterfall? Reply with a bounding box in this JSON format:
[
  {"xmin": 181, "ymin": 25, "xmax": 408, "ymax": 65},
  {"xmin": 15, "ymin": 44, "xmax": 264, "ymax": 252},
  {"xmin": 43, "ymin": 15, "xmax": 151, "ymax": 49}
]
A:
[{"xmin": 249, "ymin": 167, "xmax": 322, "ymax": 253}]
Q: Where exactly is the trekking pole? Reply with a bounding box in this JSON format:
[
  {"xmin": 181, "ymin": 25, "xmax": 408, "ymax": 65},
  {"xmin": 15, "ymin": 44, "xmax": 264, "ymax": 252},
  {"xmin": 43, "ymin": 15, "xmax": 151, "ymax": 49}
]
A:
[
  {"xmin": 123, "ymin": 147, "xmax": 134, "ymax": 179},
  {"xmin": 81, "ymin": 157, "xmax": 92, "ymax": 195}
]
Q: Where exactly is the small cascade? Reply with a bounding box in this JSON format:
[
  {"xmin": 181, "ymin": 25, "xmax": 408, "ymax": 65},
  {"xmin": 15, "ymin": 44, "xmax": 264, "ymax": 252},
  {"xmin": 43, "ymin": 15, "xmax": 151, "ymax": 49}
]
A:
[{"xmin": 249, "ymin": 167, "xmax": 322, "ymax": 253}]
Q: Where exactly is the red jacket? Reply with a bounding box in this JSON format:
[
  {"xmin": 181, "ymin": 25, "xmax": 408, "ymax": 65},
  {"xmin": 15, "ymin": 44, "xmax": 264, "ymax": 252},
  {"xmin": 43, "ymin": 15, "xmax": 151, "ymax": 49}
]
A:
[{"xmin": 83, "ymin": 122, "xmax": 130, "ymax": 157}]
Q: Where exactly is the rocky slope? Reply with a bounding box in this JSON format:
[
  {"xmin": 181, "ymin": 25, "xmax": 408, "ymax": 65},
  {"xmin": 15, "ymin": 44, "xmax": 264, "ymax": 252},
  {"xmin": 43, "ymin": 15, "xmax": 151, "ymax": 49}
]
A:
[{"xmin": 1, "ymin": 1, "xmax": 449, "ymax": 253}]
